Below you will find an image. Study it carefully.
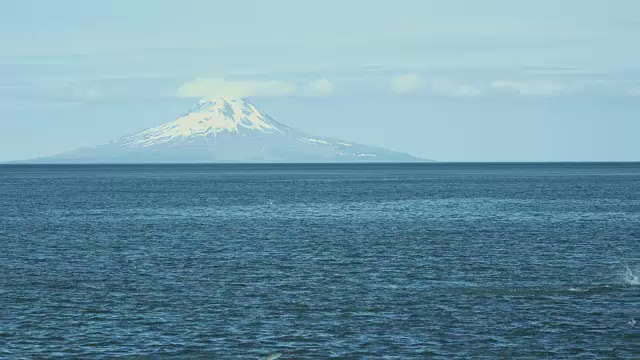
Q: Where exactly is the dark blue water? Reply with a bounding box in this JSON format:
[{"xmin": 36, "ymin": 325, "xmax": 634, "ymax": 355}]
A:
[{"xmin": 1, "ymin": 163, "xmax": 639, "ymax": 359}]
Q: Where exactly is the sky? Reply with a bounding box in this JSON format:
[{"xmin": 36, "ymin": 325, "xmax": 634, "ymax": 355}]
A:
[{"xmin": 1, "ymin": 0, "xmax": 639, "ymax": 162}]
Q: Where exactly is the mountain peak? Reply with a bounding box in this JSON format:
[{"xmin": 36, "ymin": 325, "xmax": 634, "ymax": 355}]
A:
[
  {"xmin": 122, "ymin": 97, "xmax": 289, "ymax": 148},
  {"xmin": 194, "ymin": 96, "xmax": 247, "ymax": 108}
]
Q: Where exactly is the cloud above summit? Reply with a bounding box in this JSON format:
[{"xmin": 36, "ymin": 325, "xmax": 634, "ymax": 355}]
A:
[
  {"xmin": 177, "ymin": 78, "xmax": 297, "ymax": 98},
  {"xmin": 177, "ymin": 78, "xmax": 337, "ymax": 98}
]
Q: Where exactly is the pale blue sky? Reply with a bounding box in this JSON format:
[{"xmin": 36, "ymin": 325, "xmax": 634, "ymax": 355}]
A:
[{"xmin": 1, "ymin": 0, "xmax": 639, "ymax": 161}]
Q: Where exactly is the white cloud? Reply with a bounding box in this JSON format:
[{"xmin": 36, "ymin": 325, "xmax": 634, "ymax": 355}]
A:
[
  {"xmin": 628, "ymin": 88, "xmax": 640, "ymax": 97},
  {"xmin": 305, "ymin": 78, "xmax": 334, "ymax": 96},
  {"xmin": 491, "ymin": 80, "xmax": 565, "ymax": 96},
  {"xmin": 176, "ymin": 78, "xmax": 296, "ymax": 98},
  {"xmin": 430, "ymin": 79, "xmax": 481, "ymax": 97},
  {"xmin": 391, "ymin": 74, "xmax": 424, "ymax": 95}
]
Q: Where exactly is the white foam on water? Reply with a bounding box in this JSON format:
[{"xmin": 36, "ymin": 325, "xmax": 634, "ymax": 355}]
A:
[{"xmin": 622, "ymin": 265, "xmax": 639, "ymax": 285}]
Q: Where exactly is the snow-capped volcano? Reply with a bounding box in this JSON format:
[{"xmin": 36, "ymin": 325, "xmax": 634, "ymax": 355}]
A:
[
  {"xmin": 124, "ymin": 97, "xmax": 290, "ymax": 148},
  {"xmin": 32, "ymin": 97, "xmax": 424, "ymax": 163}
]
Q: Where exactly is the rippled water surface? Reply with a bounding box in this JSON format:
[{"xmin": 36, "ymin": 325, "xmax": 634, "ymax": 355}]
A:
[{"xmin": 1, "ymin": 163, "xmax": 639, "ymax": 358}]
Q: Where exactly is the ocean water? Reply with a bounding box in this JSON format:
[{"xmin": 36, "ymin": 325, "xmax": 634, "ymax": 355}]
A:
[{"xmin": 1, "ymin": 163, "xmax": 638, "ymax": 359}]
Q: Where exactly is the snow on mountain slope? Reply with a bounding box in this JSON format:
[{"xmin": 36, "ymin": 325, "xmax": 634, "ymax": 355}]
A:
[
  {"xmin": 121, "ymin": 98, "xmax": 290, "ymax": 148},
  {"xmin": 30, "ymin": 97, "xmax": 426, "ymax": 163}
]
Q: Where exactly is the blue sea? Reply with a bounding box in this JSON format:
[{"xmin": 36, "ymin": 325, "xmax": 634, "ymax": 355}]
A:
[{"xmin": 1, "ymin": 163, "xmax": 639, "ymax": 358}]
